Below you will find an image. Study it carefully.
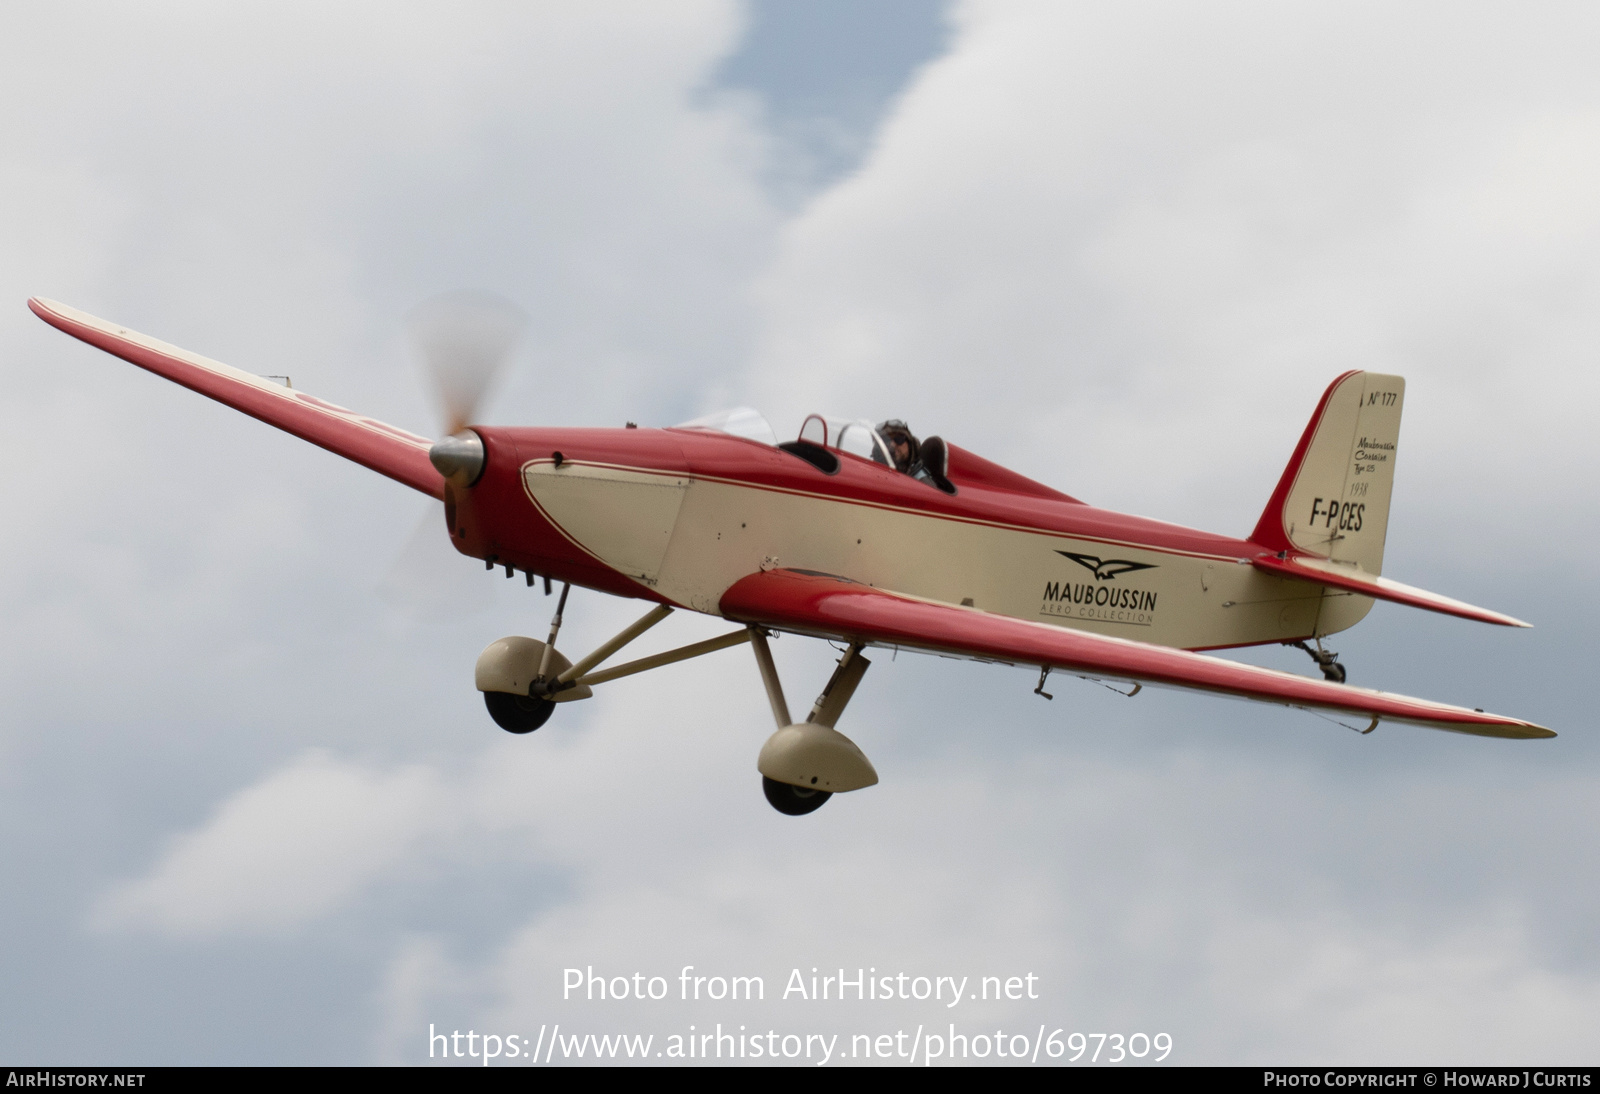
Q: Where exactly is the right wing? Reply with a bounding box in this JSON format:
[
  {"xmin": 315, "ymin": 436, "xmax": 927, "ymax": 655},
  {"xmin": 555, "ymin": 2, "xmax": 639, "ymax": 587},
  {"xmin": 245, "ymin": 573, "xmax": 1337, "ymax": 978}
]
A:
[
  {"xmin": 720, "ymin": 569, "xmax": 1552, "ymax": 739},
  {"xmin": 30, "ymin": 298, "xmax": 443, "ymax": 499}
]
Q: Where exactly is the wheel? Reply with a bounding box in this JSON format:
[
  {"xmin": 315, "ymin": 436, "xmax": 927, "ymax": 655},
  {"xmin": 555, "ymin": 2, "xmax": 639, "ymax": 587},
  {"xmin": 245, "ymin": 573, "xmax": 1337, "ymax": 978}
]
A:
[
  {"xmin": 763, "ymin": 775, "xmax": 832, "ymax": 816},
  {"xmin": 1321, "ymin": 661, "xmax": 1348, "ymax": 684},
  {"xmin": 484, "ymin": 690, "xmax": 555, "ymax": 734}
]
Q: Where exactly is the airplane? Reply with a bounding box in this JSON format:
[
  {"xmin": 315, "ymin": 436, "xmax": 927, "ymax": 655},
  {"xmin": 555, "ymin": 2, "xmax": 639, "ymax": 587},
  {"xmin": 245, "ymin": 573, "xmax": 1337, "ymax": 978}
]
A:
[{"xmin": 28, "ymin": 296, "xmax": 1552, "ymax": 817}]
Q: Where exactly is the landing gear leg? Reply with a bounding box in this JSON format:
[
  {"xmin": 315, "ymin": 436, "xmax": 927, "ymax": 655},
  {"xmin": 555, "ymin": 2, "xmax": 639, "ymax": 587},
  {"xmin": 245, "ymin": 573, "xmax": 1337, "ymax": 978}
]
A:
[
  {"xmin": 534, "ymin": 582, "xmax": 572, "ymax": 688},
  {"xmin": 1291, "ymin": 639, "xmax": 1347, "ymax": 684},
  {"xmin": 748, "ymin": 627, "xmax": 792, "ymax": 729},
  {"xmin": 749, "ymin": 635, "xmax": 878, "ymax": 815},
  {"xmin": 750, "ymin": 629, "xmax": 833, "ymax": 814},
  {"xmin": 805, "ymin": 642, "xmax": 871, "ymax": 729}
]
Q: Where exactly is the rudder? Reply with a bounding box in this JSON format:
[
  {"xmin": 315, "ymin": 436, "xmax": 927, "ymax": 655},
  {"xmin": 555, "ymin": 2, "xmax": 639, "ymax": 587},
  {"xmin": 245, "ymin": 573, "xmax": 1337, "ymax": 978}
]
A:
[{"xmin": 1250, "ymin": 371, "xmax": 1405, "ymax": 576}]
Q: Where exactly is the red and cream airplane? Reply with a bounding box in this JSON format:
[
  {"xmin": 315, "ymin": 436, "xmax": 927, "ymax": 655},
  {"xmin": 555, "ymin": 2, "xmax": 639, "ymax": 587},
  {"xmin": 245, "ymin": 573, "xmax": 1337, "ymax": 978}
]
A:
[{"xmin": 30, "ymin": 297, "xmax": 1551, "ymax": 816}]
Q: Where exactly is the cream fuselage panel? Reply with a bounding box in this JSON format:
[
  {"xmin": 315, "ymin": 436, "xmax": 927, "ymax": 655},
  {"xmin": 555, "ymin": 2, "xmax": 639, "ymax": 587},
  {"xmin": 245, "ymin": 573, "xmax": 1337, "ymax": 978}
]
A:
[
  {"xmin": 524, "ymin": 461, "xmax": 690, "ymax": 584},
  {"xmin": 523, "ymin": 461, "xmax": 1368, "ymax": 650}
]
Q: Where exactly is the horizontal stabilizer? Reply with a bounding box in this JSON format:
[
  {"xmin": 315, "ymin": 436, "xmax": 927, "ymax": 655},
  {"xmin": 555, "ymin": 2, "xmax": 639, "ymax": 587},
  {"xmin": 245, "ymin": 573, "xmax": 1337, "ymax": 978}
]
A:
[
  {"xmin": 721, "ymin": 569, "xmax": 1550, "ymax": 739},
  {"xmin": 1252, "ymin": 554, "xmax": 1529, "ymax": 628},
  {"xmin": 29, "ymin": 298, "xmax": 443, "ymax": 499}
]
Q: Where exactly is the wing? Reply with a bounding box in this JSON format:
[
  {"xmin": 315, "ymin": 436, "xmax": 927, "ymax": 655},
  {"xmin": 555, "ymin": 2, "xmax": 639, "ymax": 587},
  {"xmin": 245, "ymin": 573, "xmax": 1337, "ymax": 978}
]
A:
[
  {"xmin": 1251, "ymin": 553, "xmax": 1528, "ymax": 628},
  {"xmin": 720, "ymin": 569, "xmax": 1551, "ymax": 739},
  {"xmin": 30, "ymin": 298, "xmax": 443, "ymax": 499}
]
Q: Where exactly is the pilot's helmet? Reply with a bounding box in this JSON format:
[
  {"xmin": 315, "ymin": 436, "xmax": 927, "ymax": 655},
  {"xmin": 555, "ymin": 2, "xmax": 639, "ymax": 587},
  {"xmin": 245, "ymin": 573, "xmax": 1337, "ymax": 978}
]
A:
[{"xmin": 877, "ymin": 419, "xmax": 920, "ymax": 470}]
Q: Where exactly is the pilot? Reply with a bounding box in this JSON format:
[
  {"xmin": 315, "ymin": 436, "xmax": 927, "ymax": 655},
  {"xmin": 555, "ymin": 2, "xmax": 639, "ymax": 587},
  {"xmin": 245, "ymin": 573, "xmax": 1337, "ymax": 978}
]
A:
[
  {"xmin": 877, "ymin": 419, "xmax": 922, "ymax": 475},
  {"xmin": 879, "ymin": 418, "xmax": 954, "ymax": 493}
]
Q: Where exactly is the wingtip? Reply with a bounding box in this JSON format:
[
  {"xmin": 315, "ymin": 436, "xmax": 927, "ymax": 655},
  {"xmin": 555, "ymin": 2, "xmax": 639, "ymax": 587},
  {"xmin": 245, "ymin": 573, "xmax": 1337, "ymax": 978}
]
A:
[
  {"xmin": 1455, "ymin": 717, "xmax": 1554, "ymax": 739},
  {"xmin": 27, "ymin": 296, "xmax": 65, "ymax": 324}
]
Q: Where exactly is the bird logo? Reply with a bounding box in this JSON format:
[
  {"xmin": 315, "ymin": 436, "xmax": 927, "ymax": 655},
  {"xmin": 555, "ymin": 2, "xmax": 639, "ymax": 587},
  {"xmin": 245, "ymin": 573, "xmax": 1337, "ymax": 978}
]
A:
[{"xmin": 1057, "ymin": 550, "xmax": 1157, "ymax": 581}]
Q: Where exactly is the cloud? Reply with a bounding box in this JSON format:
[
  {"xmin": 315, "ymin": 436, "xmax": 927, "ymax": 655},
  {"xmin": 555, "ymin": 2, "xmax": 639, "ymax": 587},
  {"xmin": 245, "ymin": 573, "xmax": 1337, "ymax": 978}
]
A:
[
  {"xmin": 741, "ymin": 0, "xmax": 1600, "ymax": 563},
  {"xmin": 340, "ymin": 709, "xmax": 1600, "ymax": 1063},
  {"xmin": 1203, "ymin": 912, "xmax": 1600, "ymax": 1064},
  {"xmin": 85, "ymin": 604, "xmax": 1600, "ymax": 1060},
  {"xmin": 96, "ymin": 751, "xmax": 446, "ymax": 934}
]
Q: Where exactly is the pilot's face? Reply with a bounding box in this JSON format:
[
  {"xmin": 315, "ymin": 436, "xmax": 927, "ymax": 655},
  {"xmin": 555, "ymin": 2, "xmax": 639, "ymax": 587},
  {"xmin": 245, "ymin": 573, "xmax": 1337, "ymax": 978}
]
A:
[{"xmin": 890, "ymin": 436, "xmax": 911, "ymax": 464}]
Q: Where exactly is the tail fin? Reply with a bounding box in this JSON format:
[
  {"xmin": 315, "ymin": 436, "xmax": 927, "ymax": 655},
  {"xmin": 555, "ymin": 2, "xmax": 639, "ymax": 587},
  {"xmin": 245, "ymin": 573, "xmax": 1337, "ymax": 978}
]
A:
[{"xmin": 1250, "ymin": 371, "xmax": 1405, "ymax": 576}]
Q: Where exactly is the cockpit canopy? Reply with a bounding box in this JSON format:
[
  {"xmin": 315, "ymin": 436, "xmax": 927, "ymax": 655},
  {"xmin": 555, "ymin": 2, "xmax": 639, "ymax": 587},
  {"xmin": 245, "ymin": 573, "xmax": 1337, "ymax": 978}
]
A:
[
  {"xmin": 675, "ymin": 407, "xmax": 892, "ymax": 465},
  {"xmin": 796, "ymin": 414, "xmax": 893, "ymax": 465},
  {"xmin": 674, "ymin": 406, "xmax": 777, "ymax": 446},
  {"xmin": 676, "ymin": 407, "xmax": 967, "ymax": 493}
]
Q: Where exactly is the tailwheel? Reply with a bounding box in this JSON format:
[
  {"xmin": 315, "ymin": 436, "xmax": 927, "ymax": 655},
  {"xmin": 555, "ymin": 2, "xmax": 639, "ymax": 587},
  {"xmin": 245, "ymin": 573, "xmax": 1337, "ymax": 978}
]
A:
[
  {"xmin": 1290, "ymin": 639, "xmax": 1348, "ymax": 685},
  {"xmin": 484, "ymin": 691, "xmax": 555, "ymax": 734},
  {"xmin": 763, "ymin": 776, "xmax": 832, "ymax": 816}
]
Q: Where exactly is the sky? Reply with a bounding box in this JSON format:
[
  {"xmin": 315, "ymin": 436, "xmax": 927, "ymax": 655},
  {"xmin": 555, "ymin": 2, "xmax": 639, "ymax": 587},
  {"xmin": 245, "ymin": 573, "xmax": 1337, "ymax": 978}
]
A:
[{"xmin": 2, "ymin": 0, "xmax": 1598, "ymax": 1067}]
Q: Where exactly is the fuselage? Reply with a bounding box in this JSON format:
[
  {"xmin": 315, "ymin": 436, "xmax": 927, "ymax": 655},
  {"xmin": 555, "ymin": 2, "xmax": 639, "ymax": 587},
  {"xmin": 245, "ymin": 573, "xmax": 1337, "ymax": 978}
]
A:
[{"xmin": 448, "ymin": 426, "xmax": 1367, "ymax": 651}]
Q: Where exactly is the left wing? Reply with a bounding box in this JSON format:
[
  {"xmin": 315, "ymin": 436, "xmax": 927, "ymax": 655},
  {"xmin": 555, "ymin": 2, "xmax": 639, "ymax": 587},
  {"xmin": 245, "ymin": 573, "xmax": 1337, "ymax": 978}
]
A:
[
  {"xmin": 720, "ymin": 569, "xmax": 1551, "ymax": 739},
  {"xmin": 30, "ymin": 298, "xmax": 444, "ymax": 499}
]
